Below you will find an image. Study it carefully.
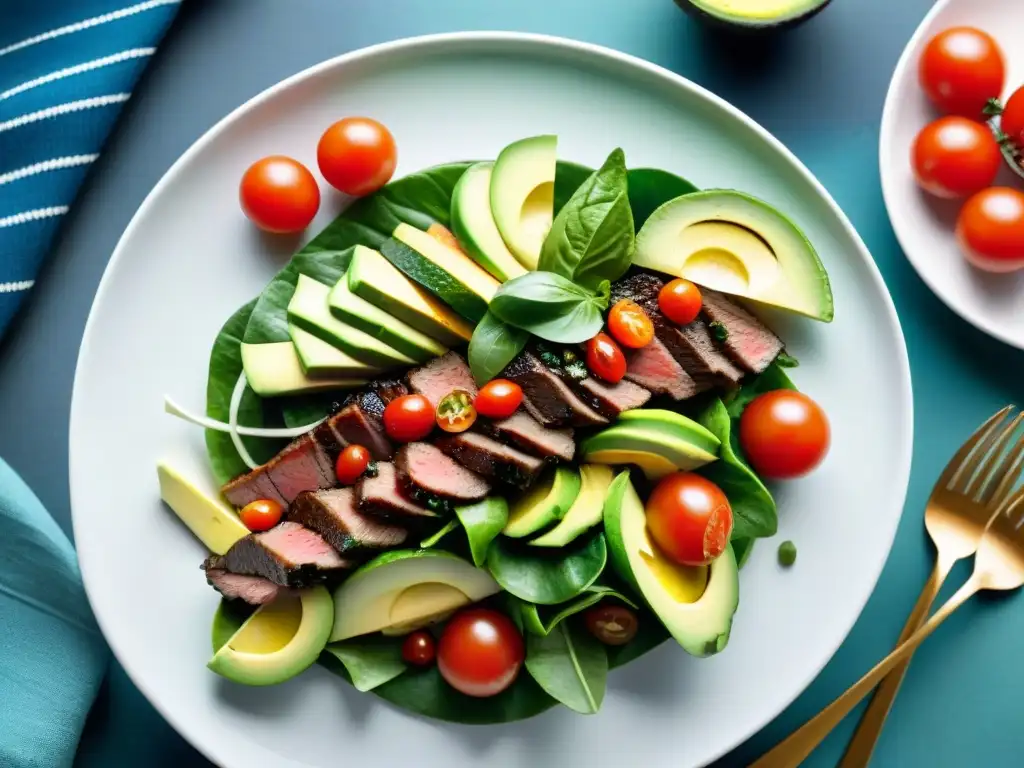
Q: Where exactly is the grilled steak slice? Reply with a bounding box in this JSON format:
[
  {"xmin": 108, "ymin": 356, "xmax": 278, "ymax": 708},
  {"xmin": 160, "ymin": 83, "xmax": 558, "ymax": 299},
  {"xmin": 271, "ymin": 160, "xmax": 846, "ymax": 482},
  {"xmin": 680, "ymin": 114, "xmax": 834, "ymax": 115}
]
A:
[
  {"xmin": 503, "ymin": 350, "xmax": 608, "ymax": 428},
  {"xmin": 203, "ymin": 566, "xmax": 284, "ymax": 605},
  {"xmin": 700, "ymin": 289, "xmax": 783, "ymax": 373},
  {"xmin": 263, "ymin": 434, "xmax": 337, "ymax": 503},
  {"xmin": 207, "ymin": 521, "xmax": 349, "ymax": 588},
  {"xmin": 407, "ymin": 351, "xmax": 477, "ymax": 407},
  {"xmin": 436, "ymin": 432, "xmax": 545, "ymax": 489},
  {"xmin": 290, "ymin": 488, "xmax": 407, "ymax": 557},
  {"xmin": 623, "ymin": 335, "xmax": 699, "ymax": 400},
  {"xmin": 572, "ymin": 377, "xmax": 651, "ymax": 418},
  {"xmin": 330, "ymin": 400, "xmax": 392, "ymax": 461},
  {"xmin": 312, "ymin": 418, "xmax": 347, "ymax": 462},
  {"xmin": 480, "ymin": 411, "xmax": 575, "ymax": 462},
  {"xmin": 222, "ymin": 466, "xmax": 287, "ymax": 509},
  {"xmin": 357, "ymin": 461, "xmax": 441, "ymax": 524},
  {"xmin": 395, "ymin": 442, "xmax": 490, "ymax": 503}
]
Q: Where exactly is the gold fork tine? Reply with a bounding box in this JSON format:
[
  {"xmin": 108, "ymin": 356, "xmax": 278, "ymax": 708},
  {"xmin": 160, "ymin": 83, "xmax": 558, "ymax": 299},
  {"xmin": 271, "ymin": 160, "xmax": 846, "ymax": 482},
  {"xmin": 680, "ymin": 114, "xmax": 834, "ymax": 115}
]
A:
[
  {"xmin": 964, "ymin": 412, "xmax": 1024, "ymax": 498},
  {"xmin": 980, "ymin": 434, "xmax": 1024, "ymax": 509},
  {"xmin": 943, "ymin": 406, "xmax": 1015, "ymax": 492}
]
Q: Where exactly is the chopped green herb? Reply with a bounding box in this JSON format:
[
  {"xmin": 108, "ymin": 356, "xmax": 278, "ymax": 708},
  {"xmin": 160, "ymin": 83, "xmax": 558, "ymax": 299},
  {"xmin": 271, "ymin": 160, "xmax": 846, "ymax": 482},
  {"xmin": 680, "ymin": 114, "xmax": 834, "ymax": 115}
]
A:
[
  {"xmin": 778, "ymin": 540, "xmax": 797, "ymax": 567},
  {"xmin": 775, "ymin": 352, "xmax": 800, "ymax": 368},
  {"xmin": 364, "ymin": 460, "xmax": 379, "ymax": 478},
  {"xmin": 564, "ymin": 359, "xmax": 589, "ymax": 381},
  {"xmin": 561, "ymin": 348, "xmax": 579, "ymax": 365},
  {"xmin": 709, "ymin": 321, "xmax": 729, "ymax": 342}
]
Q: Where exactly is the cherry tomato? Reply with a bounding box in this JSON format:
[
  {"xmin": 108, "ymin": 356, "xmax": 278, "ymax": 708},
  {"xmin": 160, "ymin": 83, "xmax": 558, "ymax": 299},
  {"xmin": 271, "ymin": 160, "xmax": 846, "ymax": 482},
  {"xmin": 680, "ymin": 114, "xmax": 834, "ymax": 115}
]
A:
[
  {"xmin": 437, "ymin": 608, "xmax": 524, "ymax": 698},
  {"xmin": 911, "ymin": 117, "xmax": 1001, "ymax": 198},
  {"xmin": 956, "ymin": 187, "xmax": 1024, "ymax": 272},
  {"xmin": 607, "ymin": 299, "xmax": 654, "ymax": 349},
  {"xmin": 239, "ymin": 156, "xmax": 320, "ymax": 233},
  {"xmin": 999, "ymin": 85, "xmax": 1024, "ymax": 149},
  {"xmin": 586, "ymin": 332, "xmax": 627, "ymax": 384},
  {"xmin": 383, "ymin": 394, "xmax": 435, "ymax": 442},
  {"xmin": 919, "ymin": 27, "xmax": 1005, "ymax": 118},
  {"xmin": 474, "ymin": 379, "xmax": 523, "ymax": 419},
  {"xmin": 658, "ymin": 278, "xmax": 702, "ymax": 325},
  {"xmin": 335, "ymin": 444, "xmax": 371, "ymax": 485},
  {"xmin": 584, "ymin": 604, "xmax": 639, "ymax": 646},
  {"xmin": 238, "ymin": 499, "xmax": 283, "ymax": 532},
  {"xmin": 401, "ymin": 630, "xmax": 437, "ymax": 667},
  {"xmin": 645, "ymin": 472, "xmax": 733, "ymax": 567},
  {"xmin": 436, "ymin": 389, "xmax": 477, "ymax": 433},
  {"xmin": 740, "ymin": 390, "xmax": 830, "ymax": 479},
  {"xmin": 317, "ymin": 117, "xmax": 397, "ymax": 196}
]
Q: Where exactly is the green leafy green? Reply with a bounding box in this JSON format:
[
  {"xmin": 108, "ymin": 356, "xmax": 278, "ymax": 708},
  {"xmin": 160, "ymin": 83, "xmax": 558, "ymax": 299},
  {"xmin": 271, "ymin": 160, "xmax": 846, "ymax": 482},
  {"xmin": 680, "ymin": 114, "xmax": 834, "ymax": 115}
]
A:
[
  {"xmin": 467, "ymin": 310, "xmax": 528, "ymax": 385},
  {"xmin": 607, "ymin": 606, "xmax": 671, "ymax": 668},
  {"xmin": 732, "ymin": 536, "xmax": 756, "ymax": 569},
  {"xmin": 486, "ymin": 532, "xmax": 607, "ymax": 605},
  {"xmin": 454, "ymin": 497, "xmax": 509, "ymax": 567},
  {"xmin": 489, "ymin": 271, "xmax": 607, "ymax": 344},
  {"xmin": 626, "ymin": 167, "xmax": 698, "ymax": 228},
  {"xmin": 723, "ymin": 361, "xmax": 797, "ymax": 418},
  {"xmin": 322, "ymin": 637, "xmax": 407, "ymax": 692},
  {"xmin": 520, "ymin": 584, "xmax": 636, "ymax": 637},
  {"xmin": 525, "ymin": 619, "xmax": 608, "ymax": 714},
  {"xmin": 775, "ymin": 351, "xmax": 800, "ymax": 368},
  {"xmin": 420, "ymin": 520, "xmax": 459, "ymax": 548}
]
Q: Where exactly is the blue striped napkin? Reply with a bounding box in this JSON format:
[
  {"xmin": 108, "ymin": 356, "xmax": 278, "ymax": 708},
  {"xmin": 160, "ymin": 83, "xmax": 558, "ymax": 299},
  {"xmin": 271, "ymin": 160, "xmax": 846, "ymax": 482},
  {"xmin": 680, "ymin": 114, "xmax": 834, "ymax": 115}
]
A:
[{"xmin": 0, "ymin": 2, "xmax": 179, "ymax": 766}]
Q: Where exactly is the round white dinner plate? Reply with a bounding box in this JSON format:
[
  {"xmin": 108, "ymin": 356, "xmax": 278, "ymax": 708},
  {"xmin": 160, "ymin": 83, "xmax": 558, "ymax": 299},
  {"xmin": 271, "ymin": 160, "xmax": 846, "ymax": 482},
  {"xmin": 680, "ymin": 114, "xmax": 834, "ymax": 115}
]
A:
[
  {"xmin": 70, "ymin": 33, "xmax": 912, "ymax": 768},
  {"xmin": 881, "ymin": 0, "xmax": 1024, "ymax": 349}
]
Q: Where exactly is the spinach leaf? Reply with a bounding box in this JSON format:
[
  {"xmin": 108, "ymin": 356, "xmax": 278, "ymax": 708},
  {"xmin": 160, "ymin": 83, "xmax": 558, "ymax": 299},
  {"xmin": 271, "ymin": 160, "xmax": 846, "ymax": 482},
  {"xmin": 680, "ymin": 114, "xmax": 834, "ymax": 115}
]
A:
[
  {"xmin": 626, "ymin": 167, "xmax": 698, "ymax": 228},
  {"xmin": 322, "ymin": 637, "xmax": 407, "ymax": 692},
  {"xmin": 467, "ymin": 310, "xmax": 528, "ymax": 385},
  {"xmin": 723, "ymin": 361, "xmax": 797, "ymax": 419},
  {"xmin": 695, "ymin": 398, "xmax": 778, "ymax": 540},
  {"xmin": 454, "ymin": 497, "xmax": 508, "ymax": 567},
  {"xmin": 520, "ymin": 584, "xmax": 637, "ymax": 637},
  {"xmin": 278, "ymin": 392, "xmax": 341, "ymax": 429},
  {"xmin": 525, "ymin": 620, "xmax": 608, "ymax": 715},
  {"xmin": 732, "ymin": 536, "xmax": 756, "ymax": 569},
  {"xmin": 489, "ymin": 271, "xmax": 606, "ymax": 344},
  {"xmin": 486, "ymin": 531, "xmax": 607, "ymax": 605},
  {"xmin": 540, "ymin": 149, "xmax": 634, "ymax": 291}
]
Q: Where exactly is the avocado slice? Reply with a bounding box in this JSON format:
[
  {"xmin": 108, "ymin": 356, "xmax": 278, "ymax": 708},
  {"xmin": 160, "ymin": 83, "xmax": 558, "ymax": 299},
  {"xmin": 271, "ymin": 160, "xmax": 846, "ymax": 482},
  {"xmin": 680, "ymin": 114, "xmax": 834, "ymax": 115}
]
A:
[
  {"xmin": 676, "ymin": 0, "xmax": 831, "ymax": 29},
  {"xmin": 330, "ymin": 549, "xmax": 501, "ymax": 642},
  {"xmin": 616, "ymin": 409, "xmax": 721, "ymax": 456},
  {"xmin": 157, "ymin": 463, "xmax": 249, "ymax": 555},
  {"xmin": 582, "ymin": 449, "xmax": 678, "ymax": 481},
  {"xmin": 380, "ymin": 223, "xmax": 500, "ymax": 324},
  {"xmin": 581, "ymin": 425, "xmax": 718, "ymax": 477},
  {"xmin": 603, "ymin": 472, "xmax": 738, "ymax": 657},
  {"xmin": 503, "ymin": 466, "xmax": 582, "ymax": 539},
  {"xmin": 289, "ymin": 324, "xmax": 383, "ymax": 377},
  {"xmin": 288, "ymin": 274, "xmax": 418, "ymax": 368},
  {"xmin": 490, "ymin": 135, "xmax": 557, "ymax": 269},
  {"xmin": 530, "ymin": 465, "xmax": 614, "ymax": 548},
  {"xmin": 634, "ymin": 190, "xmax": 833, "ymax": 322},
  {"xmin": 451, "ymin": 162, "xmax": 529, "ymax": 282},
  {"xmin": 208, "ymin": 586, "xmax": 334, "ymax": 685},
  {"xmin": 241, "ymin": 341, "xmax": 368, "ymax": 397}
]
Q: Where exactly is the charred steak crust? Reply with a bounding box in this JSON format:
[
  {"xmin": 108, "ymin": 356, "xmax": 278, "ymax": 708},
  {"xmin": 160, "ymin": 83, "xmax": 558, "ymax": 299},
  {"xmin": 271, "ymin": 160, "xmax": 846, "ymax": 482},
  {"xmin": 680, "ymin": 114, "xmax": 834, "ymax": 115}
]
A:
[
  {"xmin": 289, "ymin": 488, "xmax": 407, "ymax": 556},
  {"xmin": 209, "ymin": 521, "xmax": 348, "ymax": 588},
  {"xmin": 330, "ymin": 400, "xmax": 392, "ymax": 461},
  {"xmin": 221, "ymin": 466, "xmax": 287, "ymax": 509},
  {"xmin": 356, "ymin": 461, "xmax": 441, "ymax": 524},
  {"xmin": 699, "ymin": 288, "xmax": 783, "ymax": 374},
  {"xmin": 502, "ymin": 350, "xmax": 608, "ymax": 428},
  {"xmin": 478, "ymin": 411, "xmax": 576, "ymax": 462},
  {"xmin": 203, "ymin": 565, "xmax": 284, "ymax": 605},
  {"xmin": 395, "ymin": 443, "xmax": 491, "ymax": 504},
  {"xmin": 435, "ymin": 432, "xmax": 545, "ymax": 489}
]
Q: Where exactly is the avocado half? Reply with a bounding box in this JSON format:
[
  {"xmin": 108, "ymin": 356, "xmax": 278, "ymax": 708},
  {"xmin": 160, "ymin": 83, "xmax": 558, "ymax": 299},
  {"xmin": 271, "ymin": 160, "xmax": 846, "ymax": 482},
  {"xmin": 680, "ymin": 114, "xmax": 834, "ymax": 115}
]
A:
[{"xmin": 675, "ymin": 0, "xmax": 832, "ymax": 31}]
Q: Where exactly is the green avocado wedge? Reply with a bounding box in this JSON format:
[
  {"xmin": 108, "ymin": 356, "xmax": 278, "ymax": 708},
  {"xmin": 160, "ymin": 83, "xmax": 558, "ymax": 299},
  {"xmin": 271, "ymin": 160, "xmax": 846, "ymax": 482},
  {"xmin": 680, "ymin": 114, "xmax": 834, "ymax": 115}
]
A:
[
  {"xmin": 451, "ymin": 162, "xmax": 529, "ymax": 281},
  {"xmin": 530, "ymin": 465, "xmax": 614, "ymax": 548},
  {"xmin": 616, "ymin": 409, "xmax": 721, "ymax": 455},
  {"xmin": 581, "ymin": 425, "xmax": 718, "ymax": 477},
  {"xmin": 676, "ymin": 0, "xmax": 831, "ymax": 30},
  {"xmin": 503, "ymin": 466, "xmax": 581, "ymax": 539}
]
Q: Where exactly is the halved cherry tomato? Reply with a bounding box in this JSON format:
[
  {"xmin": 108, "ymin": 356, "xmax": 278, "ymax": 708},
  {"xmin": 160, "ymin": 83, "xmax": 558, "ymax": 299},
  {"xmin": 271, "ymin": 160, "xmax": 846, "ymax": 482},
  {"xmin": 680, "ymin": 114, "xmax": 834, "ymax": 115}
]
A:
[
  {"xmin": 335, "ymin": 444, "xmax": 371, "ymax": 485},
  {"xmin": 956, "ymin": 187, "xmax": 1024, "ymax": 272},
  {"xmin": 475, "ymin": 379, "xmax": 523, "ymax": 419},
  {"xmin": 911, "ymin": 116, "xmax": 1001, "ymax": 198},
  {"xmin": 436, "ymin": 389, "xmax": 477, "ymax": 433},
  {"xmin": 437, "ymin": 608, "xmax": 523, "ymax": 698},
  {"xmin": 239, "ymin": 499, "xmax": 283, "ymax": 532},
  {"xmin": 401, "ymin": 630, "xmax": 437, "ymax": 667},
  {"xmin": 585, "ymin": 604, "xmax": 639, "ymax": 646},
  {"xmin": 383, "ymin": 394, "xmax": 435, "ymax": 442},
  {"xmin": 739, "ymin": 390, "xmax": 830, "ymax": 479},
  {"xmin": 658, "ymin": 278, "xmax": 702, "ymax": 325},
  {"xmin": 586, "ymin": 332, "xmax": 626, "ymax": 384},
  {"xmin": 999, "ymin": 85, "xmax": 1024, "ymax": 149},
  {"xmin": 645, "ymin": 472, "xmax": 733, "ymax": 567},
  {"xmin": 607, "ymin": 299, "xmax": 654, "ymax": 348},
  {"xmin": 239, "ymin": 156, "xmax": 320, "ymax": 233},
  {"xmin": 919, "ymin": 27, "xmax": 1005, "ymax": 118},
  {"xmin": 317, "ymin": 117, "xmax": 397, "ymax": 196}
]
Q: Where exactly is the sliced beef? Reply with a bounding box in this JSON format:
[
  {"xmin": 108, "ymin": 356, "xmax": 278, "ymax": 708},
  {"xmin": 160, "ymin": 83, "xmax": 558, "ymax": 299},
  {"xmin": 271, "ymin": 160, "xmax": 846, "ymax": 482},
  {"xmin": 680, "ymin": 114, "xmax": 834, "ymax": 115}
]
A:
[
  {"xmin": 407, "ymin": 351, "xmax": 477, "ymax": 407},
  {"xmin": 312, "ymin": 418, "xmax": 347, "ymax": 462},
  {"xmin": 203, "ymin": 566, "xmax": 284, "ymax": 605},
  {"xmin": 572, "ymin": 377, "xmax": 652, "ymax": 418},
  {"xmin": 329, "ymin": 400, "xmax": 392, "ymax": 461},
  {"xmin": 205, "ymin": 521, "xmax": 349, "ymax": 588},
  {"xmin": 395, "ymin": 442, "xmax": 490, "ymax": 503},
  {"xmin": 222, "ymin": 466, "xmax": 287, "ymax": 509},
  {"xmin": 503, "ymin": 350, "xmax": 608, "ymax": 428},
  {"xmin": 623, "ymin": 335, "xmax": 699, "ymax": 400},
  {"xmin": 265, "ymin": 434, "xmax": 336, "ymax": 503},
  {"xmin": 699, "ymin": 289, "xmax": 783, "ymax": 374},
  {"xmin": 290, "ymin": 487, "xmax": 407, "ymax": 557},
  {"xmin": 357, "ymin": 461, "xmax": 441, "ymax": 524},
  {"xmin": 480, "ymin": 411, "xmax": 575, "ymax": 462},
  {"xmin": 435, "ymin": 432, "xmax": 545, "ymax": 489}
]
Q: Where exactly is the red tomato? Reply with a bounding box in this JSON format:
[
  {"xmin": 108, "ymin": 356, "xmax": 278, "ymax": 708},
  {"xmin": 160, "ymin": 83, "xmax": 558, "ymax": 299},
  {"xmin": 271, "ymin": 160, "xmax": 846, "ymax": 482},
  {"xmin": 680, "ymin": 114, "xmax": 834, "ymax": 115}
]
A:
[
  {"xmin": 645, "ymin": 473, "xmax": 733, "ymax": 567},
  {"xmin": 740, "ymin": 390, "xmax": 830, "ymax": 479},
  {"xmin": 239, "ymin": 156, "xmax": 320, "ymax": 233},
  {"xmin": 437, "ymin": 608, "xmax": 523, "ymax": 698},
  {"xmin": 956, "ymin": 187, "xmax": 1024, "ymax": 272},
  {"xmin": 607, "ymin": 300, "xmax": 654, "ymax": 349},
  {"xmin": 238, "ymin": 499, "xmax": 283, "ymax": 532},
  {"xmin": 401, "ymin": 630, "xmax": 436, "ymax": 667},
  {"xmin": 586, "ymin": 332, "xmax": 626, "ymax": 384},
  {"xmin": 317, "ymin": 117, "xmax": 397, "ymax": 196},
  {"xmin": 436, "ymin": 389, "xmax": 477, "ymax": 433},
  {"xmin": 658, "ymin": 278, "xmax": 702, "ymax": 325},
  {"xmin": 999, "ymin": 85, "xmax": 1024, "ymax": 149},
  {"xmin": 475, "ymin": 379, "xmax": 523, "ymax": 419},
  {"xmin": 383, "ymin": 394, "xmax": 435, "ymax": 442},
  {"xmin": 335, "ymin": 444, "xmax": 371, "ymax": 485},
  {"xmin": 919, "ymin": 27, "xmax": 1005, "ymax": 118},
  {"xmin": 911, "ymin": 117, "xmax": 1001, "ymax": 198}
]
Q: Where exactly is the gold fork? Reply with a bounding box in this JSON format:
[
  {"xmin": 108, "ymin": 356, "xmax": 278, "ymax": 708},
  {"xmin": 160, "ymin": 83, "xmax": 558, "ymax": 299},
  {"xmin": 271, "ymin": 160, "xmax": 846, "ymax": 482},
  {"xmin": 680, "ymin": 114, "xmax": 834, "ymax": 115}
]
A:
[{"xmin": 751, "ymin": 406, "xmax": 1024, "ymax": 768}]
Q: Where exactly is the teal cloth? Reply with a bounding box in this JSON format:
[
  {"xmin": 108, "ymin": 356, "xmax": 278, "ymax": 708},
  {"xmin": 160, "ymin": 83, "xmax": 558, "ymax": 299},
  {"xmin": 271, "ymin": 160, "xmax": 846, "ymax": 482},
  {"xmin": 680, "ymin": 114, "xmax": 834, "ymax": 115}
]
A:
[{"xmin": 0, "ymin": 457, "xmax": 107, "ymax": 768}]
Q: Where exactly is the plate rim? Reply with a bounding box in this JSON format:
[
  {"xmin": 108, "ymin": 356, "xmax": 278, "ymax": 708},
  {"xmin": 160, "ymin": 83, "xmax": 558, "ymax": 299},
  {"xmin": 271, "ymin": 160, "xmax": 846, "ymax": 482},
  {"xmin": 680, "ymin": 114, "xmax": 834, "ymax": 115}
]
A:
[{"xmin": 70, "ymin": 30, "xmax": 914, "ymax": 768}]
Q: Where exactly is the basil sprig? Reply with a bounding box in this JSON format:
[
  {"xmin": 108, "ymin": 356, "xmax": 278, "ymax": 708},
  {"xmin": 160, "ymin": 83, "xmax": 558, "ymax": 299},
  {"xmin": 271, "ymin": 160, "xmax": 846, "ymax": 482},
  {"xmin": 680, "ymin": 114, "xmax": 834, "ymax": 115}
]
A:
[
  {"xmin": 467, "ymin": 310, "xmax": 528, "ymax": 386},
  {"xmin": 489, "ymin": 272, "xmax": 608, "ymax": 344}
]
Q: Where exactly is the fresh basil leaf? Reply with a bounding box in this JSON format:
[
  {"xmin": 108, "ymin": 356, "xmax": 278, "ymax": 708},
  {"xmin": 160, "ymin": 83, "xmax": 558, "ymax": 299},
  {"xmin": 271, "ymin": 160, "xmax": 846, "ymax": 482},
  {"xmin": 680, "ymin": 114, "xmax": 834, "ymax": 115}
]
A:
[
  {"xmin": 525, "ymin": 620, "xmax": 608, "ymax": 715},
  {"xmin": 468, "ymin": 310, "xmax": 528, "ymax": 386},
  {"xmin": 454, "ymin": 498, "xmax": 509, "ymax": 567},
  {"xmin": 489, "ymin": 271, "xmax": 605, "ymax": 344},
  {"xmin": 322, "ymin": 637, "xmax": 407, "ymax": 692},
  {"xmin": 486, "ymin": 531, "xmax": 607, "ymax": 605},
  {"xmin": 520, "ymin": 584, "xmax": 637, "ymax": 637}
]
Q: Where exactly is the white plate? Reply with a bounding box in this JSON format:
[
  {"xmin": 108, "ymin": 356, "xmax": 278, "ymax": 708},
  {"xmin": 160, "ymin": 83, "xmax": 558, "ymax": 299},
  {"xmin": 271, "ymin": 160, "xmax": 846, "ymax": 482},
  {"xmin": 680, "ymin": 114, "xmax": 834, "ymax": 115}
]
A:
[
  {"xmin": 70, "ymin": 33, "xmax": 912, "ymax": 768},
  {"xmin": 881, "ymin": 0, "xmax": 1024, "ymax": 349}
]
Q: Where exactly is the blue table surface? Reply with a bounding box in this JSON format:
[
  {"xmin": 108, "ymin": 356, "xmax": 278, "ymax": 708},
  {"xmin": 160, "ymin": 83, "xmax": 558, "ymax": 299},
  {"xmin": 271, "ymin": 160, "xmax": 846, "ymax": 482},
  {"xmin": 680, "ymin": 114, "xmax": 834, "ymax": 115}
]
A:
[{"xmin": 2, "ymin": 0, "xmax": 1022, "ymax": 765}]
